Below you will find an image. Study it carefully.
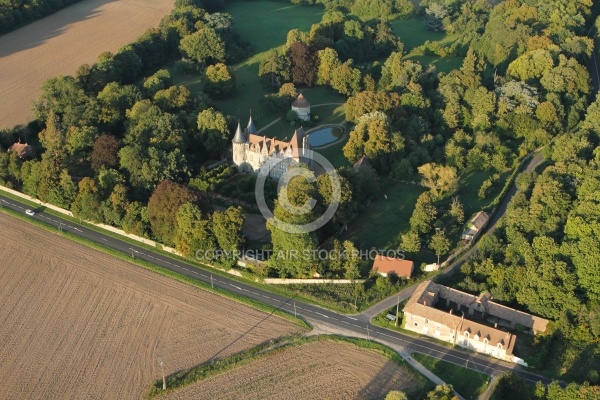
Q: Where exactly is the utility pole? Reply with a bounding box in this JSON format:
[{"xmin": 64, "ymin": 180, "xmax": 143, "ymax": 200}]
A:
[
  {"xmin": 395, "ymin": 295, "xmax": 400, "ymax": 326},
  {"xmin": 158, "ymin": 358, "xmax": 166, "ymax": 390}
]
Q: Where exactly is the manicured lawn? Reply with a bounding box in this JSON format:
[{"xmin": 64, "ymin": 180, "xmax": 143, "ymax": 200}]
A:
[
  {"xmin": 228, "ymin": 1, "xmax": 324, "ymax": 53},
  {"xmin": 314, "ymin": 135, "xmax": 350, "ymax": 169},
  {"xmin": 411, "ymin": 352, "xmax": 490, "ymax": 400},
  {"xmin": 341, "ymin": 182, "xmax": 425, "ymax": 250}
]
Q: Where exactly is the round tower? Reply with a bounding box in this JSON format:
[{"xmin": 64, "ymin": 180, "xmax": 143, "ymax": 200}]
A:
[
  {"xmin": 291, "ymin": 93, "xmax": 311, "ymax": 121},
  {"xmin": 232, "ymin": 122, "xmax": 247, "ymax": 171}
]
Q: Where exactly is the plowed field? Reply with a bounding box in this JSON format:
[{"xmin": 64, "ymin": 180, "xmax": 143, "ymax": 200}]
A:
[
  {"xmin": 163, "ymin": 340, "xmax": 424, "ymax": 400},
  {"xmin": 0, "ymin": 213, "xmax": 301, "ymax": 399},
  {"xmin": 0, "ymin": 0, "xmax": 175, "ymax": 129}
]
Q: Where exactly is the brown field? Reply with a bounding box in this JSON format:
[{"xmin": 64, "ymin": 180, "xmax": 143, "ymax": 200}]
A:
[
  {"xmin": 163, "ymin": 340, "xmax": 425, "ymax": 400},
  {"xmin": 0, "ymin": 0, "xmax": 175, "ymax": 129},
  {"xmin": 0, "ymin": 213, "xmax": 301, "ymax": 399}
]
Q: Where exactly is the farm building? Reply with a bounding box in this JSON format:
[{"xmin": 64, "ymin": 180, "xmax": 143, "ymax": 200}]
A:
[
  {"xmin": 461, "ymin": 211, "xmax": 490, "ymax": 241},
  {"xmin": 372, "ymin": 255, "xmax": 414, "ymax": 278},
  {"xmin": 9, "ymin": 142, "xmax": 35, "ymax": 159},
  {"xmin": 403, "ymin": 280, "xmax": 549, "ymax": 364}
]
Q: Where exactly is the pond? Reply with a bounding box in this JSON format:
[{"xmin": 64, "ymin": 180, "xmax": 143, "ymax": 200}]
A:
[{"xmin": 308, "ymin": 125, "xmax": 344, "ymax": 147}]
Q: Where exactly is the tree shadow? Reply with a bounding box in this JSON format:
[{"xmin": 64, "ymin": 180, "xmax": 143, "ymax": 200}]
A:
[{"xmin": 0, "ymin": 0, "xmax": 115, "ymax": 59}]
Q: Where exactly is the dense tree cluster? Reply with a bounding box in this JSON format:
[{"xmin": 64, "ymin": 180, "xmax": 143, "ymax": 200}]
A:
[
  {"xmin": 0, "ymin": 1, "xmax": 248, "ymax": 263},
  {"xmin": 0, "ymin": 0, "xmax": 85, "ymax": 35},
  {"xmin": 258, "ymin": 11, "xmax": 401, "ymax": 95}
]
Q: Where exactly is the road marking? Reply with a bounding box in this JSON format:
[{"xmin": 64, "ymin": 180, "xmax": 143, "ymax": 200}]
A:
[
  {"xmin": 230, "ymin": 285, "xmax": 242, "ymax": 290},
  {"xmin": 102, "ymin": 238, "xmax": 107, "ymax": 241},
  {"xmin": 347, "ymin": 317, "xmax": 357, "ymax": 320},
  {"xmin": 315, "ymin": 312, "xmax": 329, "ymax": 319}
]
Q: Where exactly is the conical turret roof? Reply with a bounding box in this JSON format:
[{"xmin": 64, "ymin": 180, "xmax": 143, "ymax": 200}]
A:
[
  {"xmin": 292, "ymin": 93, "xmax": 310, "ymax": 108},
  {"xmin": 247, "ymin": 115, "xmax": 257, "ymax": 134},
  {"xmin": 232, "ymin": 122, "xmax": 246, "ymax": 143}
]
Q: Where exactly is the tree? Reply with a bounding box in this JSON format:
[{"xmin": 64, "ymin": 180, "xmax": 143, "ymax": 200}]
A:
[
  {"xmin": 343, "ymin": 112, "xmax": 404, "ymax": 174},
  {"xmin": 424, "ymin": 3, "xmax": 448, "ymax": 32},
  {"xmin": 401, "ymin": 231, "xmax": 421, "ymax": 254},
  {"xmin": 410, "ymin": 192, "xmax": 437, "ymax": 234},
  {"xmin": 258, "ymin": 49, "xmax": 290, "ymax": 91},
  {"xmin": 330, "ymin": 61, "xmax": 362, "ymax": 96},
  {"xmin": 91, "ymin": 134, "xmax": 120, "ymax": 171},
  {"xmin": 212, "ymin": 206, "xmax": 245, "ymax": 268},
  {"xmin": 418, "ymin": 163, "xmax": 458, "ymax": 200},
  {"xmin": 71, "ymin": 177, "xmax": 102, "ymax": 222},
  {"xmin": 385, "ymin": 391, "xmax": 408, "ymax": 400},
  {"xmin": 430, "ymin": 229, "xmax": 451, "ymax": 265},
  {"xmin": 153, "ymin": 85, "xmax": 194, "ymax": 112},
  {"xmin": 316, "ymin": 47, "xmax": 341, "ymax": 86},
  {"xmin": 287, "ymin": 41, "xmax": 316, "ymax": 87},
  {"xmin": 143, "ymin": 69, "xmax": 172, "ymax": 97},
  {"xmin": 147, "ymin": 180, "xmax": 204, "ymax": 245},
  {"xmin": 427, "ymin": 384, "xmax": 458, "ymax": 400},
  {"xmin": 379, "ymin": 53, "xmax": 423, "ymax": 92},
  {"xmin": 449, "ymin": 197, "xmax": 464, "ymax": 224},
  {"xmin": 97, "ymin": 82, "xmax": 142, "ymax": 131},
  {"xmin": 204, "ymin": 63, "xmax": 236, "ymax": 99},
  {"xmin": 491, "ymin": 372, "xmax": 531, "ymax": 400},
  {"xmin": 179, "ymin": 27, "xmax": 226, "ymax": 64},
  {"xmin": 196, "ymin": 108, "xmax": 229, "ymax": 158},
  {"xmin": 268, "ymin": 174, "xmax": 319, "ymax": 278}
]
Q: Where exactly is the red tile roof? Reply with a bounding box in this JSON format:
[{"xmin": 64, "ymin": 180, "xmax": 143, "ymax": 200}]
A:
[{"xmin": 372, "ymin": 255, "xmax": 414, "ymax": 278}]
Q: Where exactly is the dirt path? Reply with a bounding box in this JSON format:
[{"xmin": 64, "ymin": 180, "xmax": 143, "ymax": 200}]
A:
[
  {"xmin": 0, "ymin": 213, "xmax": 300, "ymax": 399},
  {"xmin": 0, "ymin": 0, "xmax": 175, "ymax": 129},
  {"xmin": 257, "ymin": 117, "xmax": 281, "ymax": 133}
]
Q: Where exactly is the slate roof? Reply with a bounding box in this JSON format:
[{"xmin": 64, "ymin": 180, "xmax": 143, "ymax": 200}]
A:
[
  {"xmin": 353, "ymin": 155, "xmax": 373, "ymax": 172},
  {"xmin": 246, "ymin": 116, "xmax": 257, "ymax": 134},
  {"xmin": 232, "ymin": 122, "xmax": 246, "ymax": 143}
]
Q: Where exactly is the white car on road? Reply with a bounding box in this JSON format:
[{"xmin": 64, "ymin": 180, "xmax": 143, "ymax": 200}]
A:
[{"xmin": 25, "ymin": 209, "xmax": 35, "ymax": 216}]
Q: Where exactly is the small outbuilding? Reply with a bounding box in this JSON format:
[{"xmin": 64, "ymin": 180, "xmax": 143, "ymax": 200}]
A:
[
  {"xmin": 461, "ymin": 211, "xmax": 490, "ymax": 242},
  {"xmin": 291, "ymin": 93, "xmax": 311, "ymax": 121},
  {"xmin": 372, "ymin": 255, "xmax": 414, "ymax": 279},
  {"xmin": 9, "ymin": 142, "xmax": 35, "ymax": 160}
]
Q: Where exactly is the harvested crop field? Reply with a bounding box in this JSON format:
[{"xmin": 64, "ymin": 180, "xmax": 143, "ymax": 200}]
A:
[
  {"xmin": 0, "ymin": 0, "xmax": 175, "ymax": 129},
  {"xmin": 0, "ymin": 213, "xmax": 301, "ymax": 399},
  {"xmin": 162, "ymin": 339, "xmax": 425, "ymax": 400}
]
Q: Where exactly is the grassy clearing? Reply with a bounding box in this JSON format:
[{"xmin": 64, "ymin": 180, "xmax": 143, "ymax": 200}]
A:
[
  {"xmin": 411, "ymin": 352, "xmax": 490, "ymax": 400},
  {"xmin": 148, "ymin": 334, "xmax": 434, "ymax": 398},
  {"xmin": 315, "ymin": 136, "xmax": 350, "ymax": 169},
  {"xmin": 404, "ymin": 53, "xmax": 464, "ymax": 73},
  {"xmin": 458, "ymin": 169, "xmax": 511, "ymax": 217},
  {"xmin": 341, "ymin": 181, "xmax": 425, "ymax": 250},
  {"xmin": 390, "ymin": 18, "xmax": 446, "ymax": 51},
  {"xmin": 0, "ymin": 206, "xmax": 310, "ymax": 331}
]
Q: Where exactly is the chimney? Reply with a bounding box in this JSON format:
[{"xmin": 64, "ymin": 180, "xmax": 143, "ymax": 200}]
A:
[
  {"xmin": 494, "ymin": 322, "xmax": 498, "ymax": 328},
  {"xmin": 449, "ymin": 309, "xmax": 453, "ymax": 315}
]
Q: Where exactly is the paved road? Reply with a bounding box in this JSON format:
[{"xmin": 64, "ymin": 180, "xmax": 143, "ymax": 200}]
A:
[
  {"xmin": 362, "ymin": 153, "xmax": 546, "ymax": 319},
  {"xmin": 0, "ymin": 193, "xmax": 553, "ymax": 387}
]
